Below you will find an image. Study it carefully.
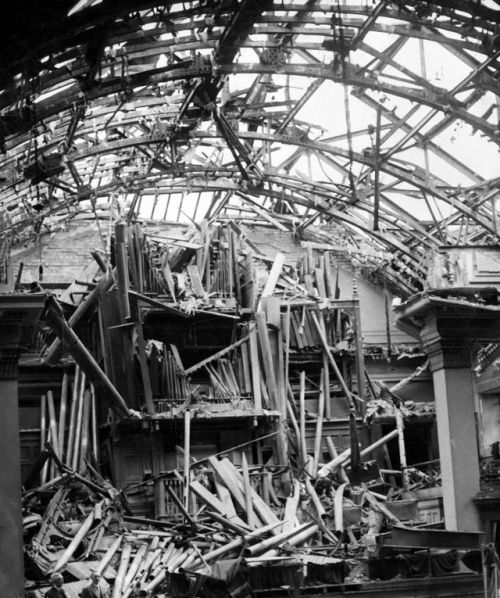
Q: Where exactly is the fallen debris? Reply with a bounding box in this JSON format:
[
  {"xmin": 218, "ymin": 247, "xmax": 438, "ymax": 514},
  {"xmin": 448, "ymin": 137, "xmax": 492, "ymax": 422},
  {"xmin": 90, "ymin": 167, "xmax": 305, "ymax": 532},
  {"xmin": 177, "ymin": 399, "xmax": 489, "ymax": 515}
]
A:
[
  {"xmin": 23, "ymin": 444, "xmax": 473, "ymax": 597},
  {"xmin": 22, "ymin": 220, "xmax": 472, "ymax": 597}
]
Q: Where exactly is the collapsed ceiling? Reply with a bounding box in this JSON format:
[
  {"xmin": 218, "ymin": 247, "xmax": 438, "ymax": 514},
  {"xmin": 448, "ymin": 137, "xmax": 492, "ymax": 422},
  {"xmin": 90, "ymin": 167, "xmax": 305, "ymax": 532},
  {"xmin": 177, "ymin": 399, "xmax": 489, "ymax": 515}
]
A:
[{"xmin": 1, "ymin": 0, "xmax": 500, "ymax": 295}]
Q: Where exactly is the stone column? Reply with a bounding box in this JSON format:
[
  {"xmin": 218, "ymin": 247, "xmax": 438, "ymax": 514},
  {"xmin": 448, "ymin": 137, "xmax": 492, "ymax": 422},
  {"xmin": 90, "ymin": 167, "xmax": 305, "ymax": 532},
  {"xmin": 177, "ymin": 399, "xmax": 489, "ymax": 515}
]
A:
[
  {"xmin": 420, "ymin": 313, "xmax": 481, "ymax": 531},
  {"xmin": 0, "ymin": 350, "xmax": 25, "ymax": 597},
  {"xmin": 0, "ymin": 294, "xmax": 45, "ymax": 596}
]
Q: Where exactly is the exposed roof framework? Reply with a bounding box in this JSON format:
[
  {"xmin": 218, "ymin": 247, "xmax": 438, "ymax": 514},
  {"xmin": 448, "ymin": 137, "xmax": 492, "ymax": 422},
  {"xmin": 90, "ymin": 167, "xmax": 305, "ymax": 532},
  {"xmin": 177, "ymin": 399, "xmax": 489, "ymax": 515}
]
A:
[{"xmin": 1, "ymin": 0, "xmax": 500, "ymax": 294}]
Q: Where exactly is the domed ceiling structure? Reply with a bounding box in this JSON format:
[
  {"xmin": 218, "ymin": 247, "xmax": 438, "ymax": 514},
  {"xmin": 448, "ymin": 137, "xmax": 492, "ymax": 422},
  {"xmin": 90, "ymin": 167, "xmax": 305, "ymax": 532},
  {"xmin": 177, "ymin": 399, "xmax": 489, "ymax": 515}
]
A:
[{"xmin": 1, "ymin": 0, "xmax": 500, "ymax": 295}]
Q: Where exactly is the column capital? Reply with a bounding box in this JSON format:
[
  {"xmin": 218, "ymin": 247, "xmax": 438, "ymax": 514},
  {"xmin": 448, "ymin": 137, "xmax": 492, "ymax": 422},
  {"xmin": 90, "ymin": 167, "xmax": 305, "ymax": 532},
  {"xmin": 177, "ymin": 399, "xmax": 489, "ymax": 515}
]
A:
[{"xmin": 420, "ymin": 313, "xmax": 473, "ymax": 371}]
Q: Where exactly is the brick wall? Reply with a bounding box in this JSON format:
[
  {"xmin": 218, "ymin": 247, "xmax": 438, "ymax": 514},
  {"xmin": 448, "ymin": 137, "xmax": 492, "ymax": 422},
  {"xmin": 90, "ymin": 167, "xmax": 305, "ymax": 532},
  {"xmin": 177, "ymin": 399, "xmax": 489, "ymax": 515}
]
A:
[{"xmin": 11, "ymin": 221, "xmax": 105, "ymax": 285}]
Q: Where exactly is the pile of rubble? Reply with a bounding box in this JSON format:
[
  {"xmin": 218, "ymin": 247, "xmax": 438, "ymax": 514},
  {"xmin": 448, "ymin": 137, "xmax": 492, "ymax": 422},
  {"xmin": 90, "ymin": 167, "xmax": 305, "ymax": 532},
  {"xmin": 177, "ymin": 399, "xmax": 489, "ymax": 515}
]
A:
[
  {"xmin": 22, "ymin": 220, "xmax": 484, "ymax": 596},
  {"xmin": 23, "ymin": 447, "xmax": 479, "ymax": 597}
]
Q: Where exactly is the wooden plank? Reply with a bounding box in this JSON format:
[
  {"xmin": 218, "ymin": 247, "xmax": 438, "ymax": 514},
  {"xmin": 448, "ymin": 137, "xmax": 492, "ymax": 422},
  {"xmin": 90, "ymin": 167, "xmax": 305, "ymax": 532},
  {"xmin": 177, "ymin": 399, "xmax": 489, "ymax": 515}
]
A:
[
  {"xmin": 231, "ymin": 230, "xmax": 241, "ymax": 304},
  {"xmin": 260, "ymin": 252, "xmax": 285, "ymax": 303},
  {"xmin": 208, "ymin": 457, "xmax": 255, "ymax": 522},
  {"xmin": 299, "ymin": 371, "xmax": 307, "ymax": 466},
  {"xmin": 114, "ymin": 221, "xmax": 131, "ymax": 321},
  {"xmin": 65, "ymin": 368, "xmax": 79, "ymax": 468},
  {"xmin": 255, "ymin": 311, "xmax": 279, "ymax": 411},
  {"xmin": 200, "ymin": 220, "xmax": 210, "ymax": 286},
  {"xmin": 352, "ymin": 292, "xmax": 366, "ymax": 406},
  {"xmin": 286, "ymin": 385, "xmax": 301, "ymax": 460},
  {"xmin": 58, "ymin": 373, "xmax": 69, "ymax": 462},
  {"xmin": 259, "ymin": 375, "xmax": 270, "ymax": 409},
  {"xmin": 184, "ymin": 411, "xmax": 191, "ymax": 509},
  {"xmin": 135, "ymin": 321, "xmax": 155, "ymax": 415},
  {"xmin": 170, "ymin": 344, "xmax": 185, "ymax": 374},
  {"xmin": 79, "ymin": 387, "xmax": 91, "ymax": 470},
  {"xmin": 240, "ymin": 342, "xmax": 252, "ymax": 394},
  {"xmin": 161, "ymin": 254, "xmax": 176, "ymax": 300},
  {"xmin": 309, "ymin": 310, "xmax": 322, "ymax": 346},
  {"xmin": 263, "ymin": 297, "xmax": 286, "ymax": 420},
  {"xmin": 283, "ymin": 480, "xmax": 300, "ymax": 532},
  {"xmin": 290, "ymin": 310, "xmax": 304, "ymax": 349},
  {"xmin": 312, "ymin": 374, "xmax": 325, "ymax": 476},
  {"xmin": 44, "ymin": 273, "xmax": 113, "ymax": 364},
  {"xmin": 221, "ymin": 458, "xmax": 280, "ymax": 528},
  {"xmin": 306, "ymin": 246, "xmax": 314, "ymax": 274},
  {"xmin": 46, "ymin": 390, "xmax": 60, "ymax": 460},
  {"xmin": 241, "ymin": 452, "xmax": 257, "ymax": 528},
  {"xmin": 187, "ymin": 264, "xmax": 205, "ymax": 297},
  {"xmin": 323, "ymin": 351, "xmax": 331, "ymax": 419},
  {"xmin": 214, "ymin": 481, "xmax": 238, "ymax": 519},
  {"xmin": 315, "ymin": 267, "xmax": 327, "ymax": 298},
  {"xmin": 311, "ymin": 311, "xmax": 354, "ymax": 409},
  {"xmin": 127, "ymin": 227, "xmax": 140, "ymax": 290},
  {"xmin": 248, "ymin": 326, "xmax": 262, "ymax": 409},
  {"xmin": 300, "ymin": 306, "xmax": 315, "ymax": 348},
  {"xmin": 40, "ymin": 394, "xmax": 48, "ymax": 483},
  {"xmin": 324, "ymin": 251, "xmax": 335, "ymax": 298},
  {"xmin": 395, "ymin": 406, "xmax": 410, "ymax": 489},
  {"xmin": 282, "ymin": 307, "xmax": 291, "ymax": 409},
  {"xmin": 90, "ymin": 385, "xmax": 99, "ymax": 463},
  {"xmin": 304, "ymin": 273, "xmax": 315, "ymax": 295},
  {"xmin": 190, "ymin": 481, "xmax": 249, "ymax": 529},
  {"xmin": 71, "ymin": 386, "xmax": 87, "ymax": 471}
]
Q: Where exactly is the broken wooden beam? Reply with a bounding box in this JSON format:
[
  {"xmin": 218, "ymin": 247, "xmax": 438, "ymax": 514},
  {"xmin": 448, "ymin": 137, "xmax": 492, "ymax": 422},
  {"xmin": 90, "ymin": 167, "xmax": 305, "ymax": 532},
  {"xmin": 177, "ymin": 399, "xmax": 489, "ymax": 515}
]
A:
[
  {"xmin": 43, "ymin": 296, "xmax": 131, "ymax": 418},
  {"xmin": 259, "ymin": 252, "xmax": 285, "ymax": 308},
  {"xmin": 44, "ymin": 273, "xmax": 113, "ymax": 364}
]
